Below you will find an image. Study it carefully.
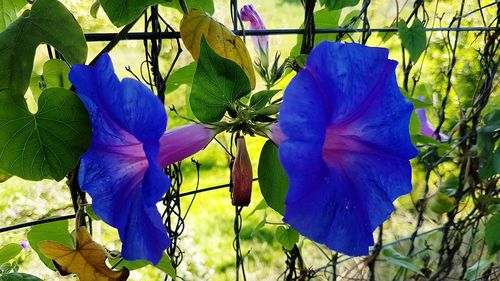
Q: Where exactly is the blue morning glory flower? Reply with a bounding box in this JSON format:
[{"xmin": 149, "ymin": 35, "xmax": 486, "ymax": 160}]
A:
[
  {"xmin": 277, "ymin": 41, "xmax": 418, "ymax": 256},
  {"xmin": 69, "ymin": 54, "xmax": 214, "ymax": 264}
]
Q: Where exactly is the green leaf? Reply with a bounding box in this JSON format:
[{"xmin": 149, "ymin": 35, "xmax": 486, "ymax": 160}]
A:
[
  {"xmin": 275, "ymin": 226, "xmax": 299, "ymax": 250},
  {"xmin": 163, "ymin": 0, "xmax": 214, "ymax": 15},
  {"xmin": 439, "ymin": 175, "xmax": 459, "ymax": 196},
  {"xmin": 190, "ymin": 37, "xmax": 251, "ymax": 122},
  {"xmin": 409, "ymin": 111, "xmax": 421, "ymax": 136},
  {"xmin": 408, "ymin": 97, "xmax": 431, "ymax": 109},
  {"xmin": 85, "ymin": 205, "xmax": 101, "ymax": 221},
  {"xmin": 465, "ymin": 258, "xmax": 493, "ymax": 280},
  {"xmin": 247, "ymin": 199, "xmax": 268, "ymax": 217},
  {"xmin": 319, "ymin": 0, "xmax": 360, "ymax": 10},
  {"xmin": 99, "ymin": 0, "xmax": 171, "ymax": 26},
  {"xmin": 482, "ymin": 109, "xmax": 500, "ymax": 133},
  {"xmin": 382, "ymin": 248, "xmax": 424, "ymax": 276},
  {"xmin": 29, "ymin": 60, "xmax": 71, "ymax": 102},
  {"xmin": 478, "ymin": 148, "xmax": 500, "ymax": 180},
  {"xmin": 0, "ymin": 88, "xmax": 91, "ymax": 181},
  {"xmin": 0, "ymin": 273, "xmax": 42, "ymax": 281},
  {"xmin": 90, "ymin": 0, "xmax": 100, "ymax": 18},
  {"xmin": 258, "ymin": 141, "xmax": 288, "ymax": 215},
  {"xmin": 0, "ymin": 244, "xmax": 22, "ymax": 264},
  {"xmin": 156, "ymin": 254, "xmax": 176, "ymax": 278},
  {"xmin": 0, "ymin": 0, "xmax": 87, "ymax": 96},
  {"xmin": 26, "ymin": 218, "xmax": 73, "ymax": 271},
  {"xmin": 427, "ymin": 192, "xmax": 455, "ymax": 214},
  {"xmin": 0, "ymin": 0, "xmax": 25, "ymax": 31},
  {"xmin": 250, "ymin": 90, "xmax": 280, "ymax": 110},
  {"xmin": 485, "ymin": 214, "xmax": 500, "ymax": 255},
  {"xmin": 165, "ymin": 62, "xmax": 196, "ymax": 95},
  {"xmin": 398, "ymin": 18, "xmax": 426, "ymax": 63},
  {"xmin": 109, "ymin": 254, "xmax": 176, "ymax": 278},
  {"xmin": 250, "ymin": 212, "xmax": 267, "ymax": 237}
]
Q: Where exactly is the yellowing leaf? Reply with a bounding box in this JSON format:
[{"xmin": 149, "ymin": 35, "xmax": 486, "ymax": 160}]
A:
[
  {"xmin": 39, "ymin": 227, "xmax": 129, "ymax": 281},
  {"xmin": 180, "ymin": 9, "xmax": 256, "ymax": 89}
]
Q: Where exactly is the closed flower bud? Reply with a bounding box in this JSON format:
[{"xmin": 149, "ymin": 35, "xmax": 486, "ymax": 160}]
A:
[{"xmin": 231, "ymin": 136, "xmax": 253, "ymax": 206}]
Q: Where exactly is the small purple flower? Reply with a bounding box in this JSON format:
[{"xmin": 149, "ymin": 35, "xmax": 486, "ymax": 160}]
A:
[
  {"xmin": 416, "ymin": 98, "xmax": 448, "ymax": 140},
  {"xmin": 277, "ymin": 42, "xmax": 418, "ymax": 256},
  {"xmin": 69, "ymin": 54, "xmax": 214, "ymax": 264},
  {"xmin": 240, "ymin": 4, "xmax": 269, "ymax": 58},
  {"xmin": 20, "ymin": 240, "xmax": 29, "ymax": 250}
]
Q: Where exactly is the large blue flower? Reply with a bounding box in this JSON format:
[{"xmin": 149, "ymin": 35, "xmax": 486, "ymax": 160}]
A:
[
  {"xmin": 277, "ymin": 42, "xmax": 418, "ymax": 256},
  {"xmin": 69, "ymin": 54, "xmax": 214, "ymax": 264}
]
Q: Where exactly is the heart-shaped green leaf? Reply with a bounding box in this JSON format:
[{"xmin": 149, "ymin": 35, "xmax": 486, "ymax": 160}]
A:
[
  {"xmin": 398, "ymin": 18, "xmax": 427, "ymax": 63},
  {"xmin": 0, "ymin": 88, "xmax": 91, "ymax": 181},
  {"xmin": 30, "ymin": 59, "xmax": 71, "ymax": 103},
  {"xmin": 0, "ymin": 0, "xmax": 87, "ymax": 96},
  {"xmin": 275, "ymin": 226, "xmax": 299, "ymax": 250},
  {"xmin": 190, "ymin": 37, "xmax": 251, "ymax": 123}
]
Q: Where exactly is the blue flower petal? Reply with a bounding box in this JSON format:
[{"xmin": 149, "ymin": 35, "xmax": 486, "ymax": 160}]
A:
[
  {"xmin": 69, "ymin": 54, "xmax": 171, "ymax": 264},
  {"xmin": 278, "ymin": 41, "xmax": 417, "ymax": 256}
]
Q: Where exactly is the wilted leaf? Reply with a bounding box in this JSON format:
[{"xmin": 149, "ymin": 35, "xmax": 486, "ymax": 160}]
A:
[
  {"xmin": 39, "ymin": 227, "xmax": 129, "ymax": 281},
  {"xmin": 27, "ymin": 220, "xmax": 74, "ymax": 271},
  {"xmin": 180, "ymin": 9, "xmax": 255, "ymax": 88}
]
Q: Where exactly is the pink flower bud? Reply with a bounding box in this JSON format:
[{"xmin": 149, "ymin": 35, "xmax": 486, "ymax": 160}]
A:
[
  {"xmin": 231, "ymin": 136, "xmax": 253, "ymax": 206},
  {"xmin": 240, "ymin": 4, "xmax": 269, "ymax": 56}
]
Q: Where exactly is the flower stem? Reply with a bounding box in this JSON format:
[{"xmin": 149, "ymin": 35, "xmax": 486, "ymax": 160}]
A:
[{"xmin": 178, "ymin": 0, "xmax": 189, "ymax": 14}]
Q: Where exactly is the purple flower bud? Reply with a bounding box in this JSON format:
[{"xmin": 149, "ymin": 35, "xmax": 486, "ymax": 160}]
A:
[
  {"xmin": 416, "ymin": 97, "xmax": 448, "ymax": 141},
  {"xmin": 240, "ymin": 4, "xmax": 269, "ymax": 57},
  {"xmin": 231, "ymin": 136, "xmax": 253, "ymax": 206},
  {"xmin": 20, "ymin": 240, "xmax": 29, "ymax": 250}
]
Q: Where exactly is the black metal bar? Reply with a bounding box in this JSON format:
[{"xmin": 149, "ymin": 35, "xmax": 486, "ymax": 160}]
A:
[
  {"xmin": 84, "ymin": 26, "xmax": 499, "ymax": 42},
  {"xmin": 177, "ymin": 178, "xmax": 258, "ymax": 198},
  {"xmin": 0, "ymin": 214, "xmax": 75, "ymax": 233}
]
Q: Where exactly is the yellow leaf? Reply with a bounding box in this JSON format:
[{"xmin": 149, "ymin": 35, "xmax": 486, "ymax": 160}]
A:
[
  {"xmin": 39, "ymin": 227, "xmax": 129, "ymax": 281},
  {"xmin": 180, "ymin": 9, "xmax": 256, "ymax": 89}
]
